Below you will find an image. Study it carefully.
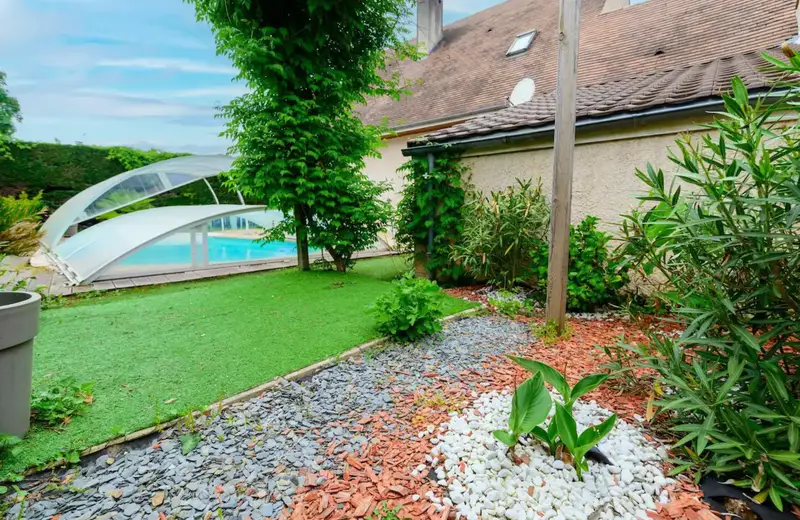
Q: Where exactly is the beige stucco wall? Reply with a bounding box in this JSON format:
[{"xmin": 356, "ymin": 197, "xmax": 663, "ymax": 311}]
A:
[
  {"xmin": 363, "ymin": 131, "xmax": 427, "ymax": 206},
  {"xmin": 460, "ymin": 113, "xmax": 716, "ymax": 232}
]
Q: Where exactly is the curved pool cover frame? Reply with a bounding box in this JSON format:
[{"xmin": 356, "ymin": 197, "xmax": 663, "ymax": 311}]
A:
[{"xmin": 39, "ymin": 156, "xmax": 285, "ymax": 285}]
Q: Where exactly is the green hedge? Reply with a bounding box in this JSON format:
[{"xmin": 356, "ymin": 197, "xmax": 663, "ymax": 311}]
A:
[{"xmin": 0, "ymin": 142, "xmax": 242, "ymax": 211}]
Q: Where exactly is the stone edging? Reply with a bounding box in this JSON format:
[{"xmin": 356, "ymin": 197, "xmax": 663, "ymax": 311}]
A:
[{"xmin": 67, "ymin": 305, "xmax": 486, "ymax": 464}]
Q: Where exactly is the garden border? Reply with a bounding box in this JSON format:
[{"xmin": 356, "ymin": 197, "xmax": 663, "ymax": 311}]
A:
[{"xmin": 31, "ymin": 305, "xmax": 486, "ymax": 475}]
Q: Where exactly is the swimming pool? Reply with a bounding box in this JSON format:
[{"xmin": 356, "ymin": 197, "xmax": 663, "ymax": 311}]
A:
[{"xmin": 121, "ymin": 236, "xmax": 299, "ymax": 265}]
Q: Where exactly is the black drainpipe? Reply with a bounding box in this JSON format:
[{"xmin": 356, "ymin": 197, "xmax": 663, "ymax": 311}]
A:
[{"xmin": 426, "ymin": 152, "xmax": 435, "ymax": 281}]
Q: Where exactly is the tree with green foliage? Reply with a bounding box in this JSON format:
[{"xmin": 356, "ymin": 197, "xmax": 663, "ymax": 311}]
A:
[
  {"xmin": 0, "ymin": 71, "xmax": 22, "ymax": 160},
  {"xmin": 187, "ymin": 0, "xmax": 419, "ymax": 272}
]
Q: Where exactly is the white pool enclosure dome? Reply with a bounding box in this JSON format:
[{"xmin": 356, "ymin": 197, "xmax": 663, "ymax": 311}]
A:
[{"xmin": 40, "ymin": 155, "xmax": 285, "ymax": 285}]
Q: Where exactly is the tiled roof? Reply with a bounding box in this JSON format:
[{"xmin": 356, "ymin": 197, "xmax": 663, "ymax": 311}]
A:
[
  {"xmin": 358, "ymin": 0, "xmax": 796, "ymax": 130},
  {"xmin": 409, "ymin": 48, "xmax": 788, "ymax": 145}
]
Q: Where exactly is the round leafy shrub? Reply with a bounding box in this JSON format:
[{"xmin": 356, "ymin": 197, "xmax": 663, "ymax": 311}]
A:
[
  {"xmin": 530, "ymin": 215, "xmax": 629, "ymax": 311},
  {"xmin": 372, "ymin": 274, "xmax": 444, "ymax": 342}
]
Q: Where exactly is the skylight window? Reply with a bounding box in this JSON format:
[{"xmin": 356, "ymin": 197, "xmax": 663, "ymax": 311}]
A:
[{"xmin": 506, "ymin": 30, "xmax": 537, "ymax": 57}]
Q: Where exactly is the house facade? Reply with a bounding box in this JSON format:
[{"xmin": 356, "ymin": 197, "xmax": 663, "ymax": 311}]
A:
[{"xmin": 361, "ymin": 0, "xmax": 798, "ymax": 216}]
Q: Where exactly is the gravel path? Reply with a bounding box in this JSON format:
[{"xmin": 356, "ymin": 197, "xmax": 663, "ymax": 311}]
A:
[{"xmin": 5, "ymin": 317, "xmax": 530, "ymax": 520}]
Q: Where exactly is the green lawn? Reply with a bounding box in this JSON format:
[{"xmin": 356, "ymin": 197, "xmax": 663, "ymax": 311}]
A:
[{"xmin": 2, "ymin": 256, "xmax": 476, "ymax": 478}]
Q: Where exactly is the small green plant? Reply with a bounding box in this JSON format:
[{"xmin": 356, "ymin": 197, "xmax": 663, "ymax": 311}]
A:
[
  {"xmin": 367, "ymin": 502, "xmax": 408, "ymax": 520},
  {"xmin": 183, "ymin": 408, "xmax": 197, "ymax": 433},
  {"xmin": 488, "ymin": 290, "xmax": 535, "ymax": 318},
  {"xmin": 57, "ymin": 450, "xmax": 81, "ymax": 465},
  {"xmin": 507, "ymin": 358, "xmax": 616, "ymax": 479},
  {"xmin": 509, "ymin": 357, "xmax": 609, "ymax": 412},
  {"xmin": 0, "ymin": 191, "xmax": 45, "ymax": 256},
  {"xmin": 0, "ymin": 434, "xmax": 22, "ymax": 466},
  {"xmin": 493, "ymin": 373, "xmax": 552, "ymax": 449},
  {"xmin": 0, "ymin": 252, "xmax": 34, "ymax": 291},
  {"xmin": 554, "ymin": 403, "xmax": 616, "ymax": 480},
  {"xmin": 531, "ymin": 320, "xmax": 573, "ymax": 345},
  {"xmin": 30, "ymin": 377, "xmax": 94, "ymax": 428},
  {"xmin": 372, "ymin": 273, "xmax": 444, "ymax": 342}
]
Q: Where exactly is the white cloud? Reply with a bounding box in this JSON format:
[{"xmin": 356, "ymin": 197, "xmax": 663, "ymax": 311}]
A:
[
  {"xmin": 77, "ymin": 85, "xmax": 248, "ymax": 99},
  {"xmin": 96, "ymin": 58, "xmax": 236, "ymax": 75},
  {"xmin": 17, "ymin": 90, "xmax": 213, "ymax": 118},
  {"xmin": 170, "ymin": 86, "xmax": 249, "ymax": 98}
]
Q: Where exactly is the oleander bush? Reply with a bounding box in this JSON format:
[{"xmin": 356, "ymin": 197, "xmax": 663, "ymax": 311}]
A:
[
  {"xmin": 451, "ymin": 180, "xmax": 549, "ymax": 288},
  {"xmin": 617, "ymin": 57, "xmax": 800, "ymax": 510}
]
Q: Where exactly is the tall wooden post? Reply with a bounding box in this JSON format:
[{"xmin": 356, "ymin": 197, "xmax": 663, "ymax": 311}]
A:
[{"xmin": 545, "ymin": 0, "xmax": 581, "ymax": 332}]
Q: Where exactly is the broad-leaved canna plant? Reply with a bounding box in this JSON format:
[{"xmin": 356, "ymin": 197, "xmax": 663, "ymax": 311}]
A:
[
  {"xmin": 493, "ymin": 373, "xmax": 552, "ymax": 449},
  {"xmin": 554, "ymin": 403, "xmax": 616, "ymax": 480},
  {"xmin": 507, "ymin": 357, "xmax": 616, "ymax": 478}
]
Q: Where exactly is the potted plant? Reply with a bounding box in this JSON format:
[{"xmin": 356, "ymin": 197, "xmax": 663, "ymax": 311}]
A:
[{"xmin": 0, "ymin": 291, "xmax": 41, "ymax": 437}]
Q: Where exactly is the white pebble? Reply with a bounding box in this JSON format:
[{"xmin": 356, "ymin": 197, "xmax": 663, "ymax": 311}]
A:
[{"xmin": 415, "ymin": 390, "xmax": 671, "ymax": 520}]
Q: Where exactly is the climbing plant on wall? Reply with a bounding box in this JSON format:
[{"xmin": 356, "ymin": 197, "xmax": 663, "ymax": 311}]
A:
[{"xmin": 395, "ymin": 153, "xmax": 470, "ymax": 279}]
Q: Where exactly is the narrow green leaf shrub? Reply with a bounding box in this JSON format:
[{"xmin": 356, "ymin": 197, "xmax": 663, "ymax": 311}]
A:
[
  {"xmin": 616, "ymin": 59, "xmax": 800, "ymax": 509},
  {"xmin": 396, "ymin": 154, "xmax": 469, "ymax": 280},
  {"xmin": 372, "ymin": 274, "xmax": 444, "ymax": 341},
  {"xmin": 451, "ymin": 180, "xmax": 550, "ymax": 288},
  {"xmin": 529, "ymin": 216, "xmax": 628, "ymax": 311}
]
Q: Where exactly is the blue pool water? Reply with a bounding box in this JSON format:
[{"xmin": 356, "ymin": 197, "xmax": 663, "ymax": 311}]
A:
[{"xmin": 122, "ymin": 236, "xmax": 299, "ymax": 265}]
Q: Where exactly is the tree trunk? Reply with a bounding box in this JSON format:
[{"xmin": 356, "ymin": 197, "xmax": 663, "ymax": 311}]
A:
[
  {"xmin": 295, "ymin": 203, "xmax": 310, "ymax": 271},
  {"xmin": 326, "ymin": 247, "xmax": 348, "ymax": 272}
]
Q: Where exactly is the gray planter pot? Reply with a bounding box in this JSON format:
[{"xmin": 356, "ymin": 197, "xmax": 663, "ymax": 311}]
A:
[{"xmin": 0, "ymin": 291, "xmax": 41, "ymax": 437}]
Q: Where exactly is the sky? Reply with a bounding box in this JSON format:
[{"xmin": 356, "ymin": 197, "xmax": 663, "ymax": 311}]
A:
[{"xmin": 0, "ymin": 0, "xmax": 503, "ymax": 154}]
